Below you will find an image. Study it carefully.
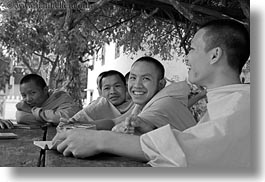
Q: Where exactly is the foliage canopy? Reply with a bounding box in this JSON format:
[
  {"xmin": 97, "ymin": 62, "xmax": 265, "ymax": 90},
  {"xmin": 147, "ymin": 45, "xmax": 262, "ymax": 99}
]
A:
[{"xmin": 0, "ymin": 0, "xmax": 249, "ymax": 105}]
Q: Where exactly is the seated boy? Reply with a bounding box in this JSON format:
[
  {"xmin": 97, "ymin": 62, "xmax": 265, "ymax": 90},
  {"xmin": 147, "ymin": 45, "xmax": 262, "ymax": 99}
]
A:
[
  {"xmin": 65, "ymin": 70, "xmax": 134, "ymax": 129},
  {"xmin": 112, "ymin": 57, "xmax": 196, "ymax": 135},
  {"xmin": 16, "ymin": 74, "xmax": 80, "ymax": 125}
]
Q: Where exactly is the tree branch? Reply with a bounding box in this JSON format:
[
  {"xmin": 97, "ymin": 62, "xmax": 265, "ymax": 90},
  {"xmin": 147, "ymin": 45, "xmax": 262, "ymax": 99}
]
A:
[
  {"xmin": 48, "ymin": 54, "xmax": 60, "ymax": 88},
  {"xmin": 238, "ymin": 0, "xmax": 249, "ymax": 26},
  {"xmin": 156, "ymin": 27, "xmax": 176, "ymax": 40},
  {"xmin": 33, "ymin": 51, "xmax": 53, "ymax": 63},
  {"xmin": 142, "ymin": 8, "xmax": 159, "ymax": 19},
  {"xmin": 179, "ymin": 21, "xmax": 194, "ymax": 48},
  {"xmin": 18, "ymin": 55, "xmax": 35, "ymax": 73},
  {"xmin": 35, "ymin": 51, "xmax": 44, "ymax": 73},
  {"xmin": 166, "ymin": 0, "xmax": 203, "ymax": 24},
  {"xmin": 64, "ymin": 0, "xmax": 72, "ymax": 31},
  {"xmin": 189, "ymin": 3, "xmax": 247, "ymax": 25},
  {"xmin": 85, "ymin": 16, "xmax": 101, "ymax": 32},
  {"xmin": 72, "ymin": 0, "xmax": 112, "ymax": 28},
  {"xmin": 98, "ymin": 12, "xmax": 141, "ymax": 33},
  {"xmin": 156, "ymin": 0, "xmax": 245, "ymax": 25},
  {"xmin": 163, "ymin": 10, "xmax": 189, "ymax": 55}
]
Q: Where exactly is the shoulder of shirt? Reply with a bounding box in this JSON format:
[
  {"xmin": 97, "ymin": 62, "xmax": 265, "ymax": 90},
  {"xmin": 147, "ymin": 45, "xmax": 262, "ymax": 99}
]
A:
[
  {"xmin": 155, "ymin": 81, "xmax": 189, "ymax": 98},
  {"xmin": 142, "ymin": 81, "xmax": 189, "ymax": 110},
  {"xmin": 49, "ymin": 89, "xmax": 71, "ymax": 99}
]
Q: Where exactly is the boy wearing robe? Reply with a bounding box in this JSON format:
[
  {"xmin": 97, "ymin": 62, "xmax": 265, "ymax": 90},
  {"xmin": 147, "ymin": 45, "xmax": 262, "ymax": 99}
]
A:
[{"xmin": 15, "ymin": 74, "xmax": 80, "ymax": 125}]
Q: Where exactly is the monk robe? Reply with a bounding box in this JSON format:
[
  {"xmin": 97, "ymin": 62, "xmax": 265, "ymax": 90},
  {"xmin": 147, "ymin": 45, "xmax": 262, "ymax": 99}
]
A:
[
  {"xmin": 140, "ymin": 84, "xmax": 250, "ymax": 167},
  {"xmin": 71, "ymin": 97, "xmax": 135, "ymax": 124},
  {"xmin": 137, "ymin": 81, "xmax": 196, "ymax": 131},
  {"xmin": 16, "ymin": 90, "xmax": 80, "ymax": 125}
]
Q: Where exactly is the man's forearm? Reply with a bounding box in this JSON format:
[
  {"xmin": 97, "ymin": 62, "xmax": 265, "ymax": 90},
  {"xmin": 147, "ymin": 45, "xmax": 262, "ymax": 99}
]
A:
[{"xmin": 98, "ymin": 130, "xmax": 148, "ymax": 162}]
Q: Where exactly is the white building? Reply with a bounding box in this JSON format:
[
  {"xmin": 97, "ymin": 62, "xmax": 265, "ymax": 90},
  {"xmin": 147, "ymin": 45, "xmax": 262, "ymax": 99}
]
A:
[
  {"xmin": 0, "ymin": 75, "xmax": 22, "ymax": 120},
  {"xmin": 85, "ymin": 42, "xmax": 189, "ymax": 105}
]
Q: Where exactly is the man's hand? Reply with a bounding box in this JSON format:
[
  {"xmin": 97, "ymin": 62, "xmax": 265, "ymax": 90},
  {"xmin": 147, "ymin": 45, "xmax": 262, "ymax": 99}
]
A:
[
  {"xmin": 112, "ymin": 115, "xmax": 155, "ymax": 135},
  {"xmin": 16, "ymin": 101, "xmax": 33, "ymax": 113},
  {"xmin": 59, "ymin": 117, "xmax": 75, "ymax": 124},
  {"xmin": 52, "ymin": 128, "xmax": 101, "ymax": 158},
  {"xmin": 125, "ymin": 116, "xmax": 155, "ymax": 135},
  {"xmin": 0, "ymin": 119, "xmax": 14, "ymax": 129},
  {"xmin": 111, "ymin": 120, "xmax": 129, "ymax": 134}
]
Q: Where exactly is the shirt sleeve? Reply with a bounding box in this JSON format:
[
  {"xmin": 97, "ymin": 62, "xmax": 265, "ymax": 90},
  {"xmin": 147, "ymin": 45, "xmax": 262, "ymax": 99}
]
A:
[
  {"xmin": 138, "ymin": 97, "xmax": 196, "ymax": 131},
  {"xmin": 140, "ymin": 124, "xmax": 187, "ymax": 167},
  {"xmin": 31, "ymin": 100, "xmax": 80, "ymax": 124},
  {"xmin": 16, "ymin": 110, "xmax": 42, "ymax": 125},
  {"xmin": 81, "ymin": 97, "xmax": 121, "ymax": 121},
  {"xmin": 70, "ymin": 109, "xmax": 95, "ymax": 123}
]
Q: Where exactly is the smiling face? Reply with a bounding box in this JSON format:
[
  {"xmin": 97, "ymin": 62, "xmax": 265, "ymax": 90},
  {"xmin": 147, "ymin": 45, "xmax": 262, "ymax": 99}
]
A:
[
  {"xmin": 186, "ymin": 28, "xmax": 215, "ymax": 87},
  {"xmin": 101, "ymin": 75, "xmax": 126, "ymax": 107},
  {"xmin": 128, "ymin": 61, "xmax": 162, "ymax": 106},
  {"xmin": 20, "ymin": 80, "xmax": 49, "ymax": 107}
]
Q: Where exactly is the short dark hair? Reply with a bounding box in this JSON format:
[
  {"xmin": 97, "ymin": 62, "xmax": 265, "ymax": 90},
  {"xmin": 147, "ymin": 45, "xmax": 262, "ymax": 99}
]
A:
[
  {"xmin": 20, "ymin": 74, "xmax": 47, "ymax": 89},
  {"xmin": 97, "ymin": 71, "xmax": 107, "ymax": 87},
  {"xmin": 200, "ymin": 19, "xmax": 250, "ymax": 73},
  {"xmin": 132, "ymin": 56, "xmax": 165, "ymax": 80},
  {"xmin": 99, "ymin": 70, "xmax": 126, "ymax": 90},
  {"xmin": 125, "ymin": 71, "xmax": 130, "ymax": 83}
]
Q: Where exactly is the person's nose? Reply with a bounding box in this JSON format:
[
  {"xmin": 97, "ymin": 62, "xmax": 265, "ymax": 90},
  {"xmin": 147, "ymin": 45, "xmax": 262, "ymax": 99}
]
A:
[
  {"xmin": 134, "ymin": 78, "xmax": 143, "ymax": 88},
  {"xmin": 25, "ymin": 95, "xmax": 32, "ymax": 103},
  {"xmin": 109, "ymin": 86, "xmax": 116, "ymax": 94}
]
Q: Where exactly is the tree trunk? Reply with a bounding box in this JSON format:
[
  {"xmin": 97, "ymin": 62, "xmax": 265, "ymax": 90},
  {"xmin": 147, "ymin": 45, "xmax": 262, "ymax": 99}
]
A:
[
  {"xmin": 48, "ymin": 55, "xmax": 60, "ymax": 89},
  {"xmin": 65, "ymin": 56, "xmax": 83, "ymax": 108}
]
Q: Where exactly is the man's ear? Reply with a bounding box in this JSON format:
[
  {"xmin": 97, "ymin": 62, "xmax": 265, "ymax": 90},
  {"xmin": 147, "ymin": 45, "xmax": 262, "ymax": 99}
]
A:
[
  {"xmin": 209, "ymin": 47, "xmax": 223, "ymax": 64},
  {"xmin": 158, "ymin": 78, "xmax": 166, "ymax": 90}
]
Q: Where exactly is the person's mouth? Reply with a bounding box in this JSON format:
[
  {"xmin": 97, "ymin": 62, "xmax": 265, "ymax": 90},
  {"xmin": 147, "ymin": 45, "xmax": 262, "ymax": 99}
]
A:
[
  {"xmin": 109, "ymin": 96, "xmax": 119, "ymax": 100},
  {"xmin": 26, "ymin": 102, "xmax": 33, "ymax": 106},
  {"xmin": 132, "ymin": 91, "xmax": 145, "ymax": 96}
]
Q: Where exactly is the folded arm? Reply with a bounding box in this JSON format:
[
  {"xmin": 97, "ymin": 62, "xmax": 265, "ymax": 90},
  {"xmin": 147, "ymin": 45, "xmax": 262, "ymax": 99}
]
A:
[
  {"xmin": 31, "ymin": 102, "xmax": 80, "ymax": 124},
  {"xmin": 16, "ymin": 110, "xmax": 43, "ymax": 125}
]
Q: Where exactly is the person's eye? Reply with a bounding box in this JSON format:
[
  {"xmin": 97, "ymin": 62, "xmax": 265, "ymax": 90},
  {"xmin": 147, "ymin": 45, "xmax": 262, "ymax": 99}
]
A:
[
  {"xmin": 115, "ymin": 84, "xmax": 121, "ymax": 88},
  {"xmin": 129, "ymin": 76, "xmax": 136, "ymax": 80},
  {"xmin": 143, "ymin": 77, "xmax": 150, "ymax": 81},
  {"xmin": 103, "ymin": 87, "xmax": 110, "ymax": 91}
]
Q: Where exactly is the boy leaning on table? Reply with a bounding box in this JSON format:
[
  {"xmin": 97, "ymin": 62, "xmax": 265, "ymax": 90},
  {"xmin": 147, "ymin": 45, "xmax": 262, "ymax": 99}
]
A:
[
  {"xmin": 52, "ymin": 19, "xmax": 250, "ymax": 167},
  {"xmin": 15, "ymin": 74, "xmax": 80, "ymax": 126}
]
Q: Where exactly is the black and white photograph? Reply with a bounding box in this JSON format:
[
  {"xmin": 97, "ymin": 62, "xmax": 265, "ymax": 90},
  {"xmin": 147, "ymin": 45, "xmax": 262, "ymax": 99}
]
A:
[{"xmin": 0, "ymin": 0, "xmax": 261, "ymax": 182}]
